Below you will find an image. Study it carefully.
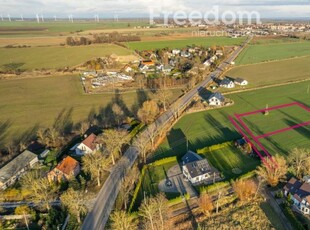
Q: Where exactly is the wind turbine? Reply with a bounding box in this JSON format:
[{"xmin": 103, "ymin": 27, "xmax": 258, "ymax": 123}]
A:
[
  {"xmin": 41, "ymin": 14, "xmax": 44, "ymax": 22},
  {"xmin": 7, "ymin": 14, "xmax": 11, "ymax": 22},
  {"xmin": 114, "ymin": 12, "xmax": 119, "ymax": 22},
  {"xmin": 36, "ymin": 14, "xmax": 40, "ymax": 23},
  {"xmin": 20, "ymin": 15, "xmax": 24, "ymax": 21},
  {"xmin": 0, "ymin": 14, "xmax": 3, "ymax": 21},
  {"xmin": 68, "ymin": 14, "xmax": 73, "ymax": 23},
  {"xmin": 54, "ymin": 15, "xmax": 57, "ymax": 21},
  {"xmin": 94, "ymin": 14, "xmax": 99, "ymax": 22}
]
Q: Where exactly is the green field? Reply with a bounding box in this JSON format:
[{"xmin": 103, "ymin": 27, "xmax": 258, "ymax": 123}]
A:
[
  {"xmin": 127, "ymin": 37, "xmax": 245, "ymax": 50},
  {"xmin": 0, "ymin": 44, "xmax": 133, "ymax": 70},
  {"xmin": 226, "ymin": 56, "xmax": 310, "ymax": 87},
  {"xmin": 0, "ymin": 75, "xmax": 182, "ymax": 147},
  {"xmin": 153, "ymin": 81, "xmax": 310, "ymax": 161},
  {"xmin": 203, "ymin": 144, "xmax": 260, "ymax": 180},
  {"xmin": 235, "ymin": 41, "xmax": 310, "ymax": 65}
]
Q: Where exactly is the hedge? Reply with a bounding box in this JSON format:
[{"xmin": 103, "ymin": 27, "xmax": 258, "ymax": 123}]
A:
[
  {"xmin": 168, "ymin": 193, "xmax": 190, "ymax": 206},
  {"xmin": 199, "ymin": 181, "xmax": 230, "ymax": 194},
  {"xmin": 197, "ymin": 141, "xmax": 233, "ymax": 155},
  {"xmin": 130, "ymin": 123, "xmax": 145, "ymax": 138},
  {"xmin": 128, "ymin": 165, "xmax": 147, "ymax": 212},
  {"xmin": 237, "ymin": 170, "xmax": 256, "ymax": 180},
  {"xmin": 281, "ymin": 204, "xmax": 305, "ymax": 230},
  {"xmin": 149, "ymin": 156, "xmax": 177, "ymax": 167}
]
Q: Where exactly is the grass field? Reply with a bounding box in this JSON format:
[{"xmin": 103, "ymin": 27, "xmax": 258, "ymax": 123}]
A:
[
  {"xmin": 153, "ymin": 81, "xmax": 310, "ymax": 161},
  {"xmin": 127, "ymin": 37, "xmax": 245, "ymax": 50},
  {"xmin": 0, "ymin": 75, "xmax": 182, "ymax": 147},
  {"xmin": 203, "ymin": 144, "xmax": 260, "ymax": 180},
  {"xmin": 235, "ymin": 41, "xmax": 310, "ymax": 65},
  {"xmin": 0, "ymin": 44, "xmax": 133, "ymax": 70},
  {"xmin": 226, "ymin": 56, "xmax": 310, "ymax": 87}
]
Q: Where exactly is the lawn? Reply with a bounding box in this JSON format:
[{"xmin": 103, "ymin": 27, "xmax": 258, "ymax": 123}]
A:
[
  {"xmin": 153, "ymin": 81, "xmax": 310, "ymax": 161},
  {"xmin": 0, "ymin": 44, "xmax": 133, "ymax": 70},
  {"xmin": 0, "ymin": 75, "xmax": 182, "ymax": 147},
  {"xmin": 203, "ymin": 144, "xmax": 260, "ymax": 180},
  {"xmin": 226, "ymin": 56, "xmax": 310, "ymax": 87},
  {"xmin": 127, "ymin": 37, "xmax": 245, "ymax": 50},
  {"xmin": 235, "ymin": 41, "xmax": 310, "ymax": 65}
]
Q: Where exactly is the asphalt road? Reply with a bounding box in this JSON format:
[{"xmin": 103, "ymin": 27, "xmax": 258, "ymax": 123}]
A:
[{"xmin": 81, "ymin": 36, "xmax": 252, "ymax": 230}]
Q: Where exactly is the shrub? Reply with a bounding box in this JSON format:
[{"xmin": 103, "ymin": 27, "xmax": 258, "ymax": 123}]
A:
[
  {"xmin": 167, "ymin": 193, "xmax": 190, "ymax": 206},
  {"xmin": 197, "ymin": 142, "xmax": 233, "ymax": 155},
  {"xmin": 149, "ymin": 157, "xmax": 177, "ymax": 166},
  {"xmin": 237, "ymin": 170, "xmax": 256, "ymax": 180},
  {"xmin": 199, "ymin": 181, "xmax": 230, "ymax": 194},
  {"xmin": 281, "ymin": 203, "xmax": 304, "ymax": 230}
]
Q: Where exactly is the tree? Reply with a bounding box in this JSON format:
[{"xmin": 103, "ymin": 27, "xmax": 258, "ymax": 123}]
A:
[
  {"xmin": 145, "ymin": 124, "xmax": 157, "ymax": 150},
  {"xmin": 134, "ymin": 133, "xmax": 151, "ymax": 163},
  {"xmin": 78, "ymin": 121, "xmax": 89, "ymax": 135},
  {"xmin": 154, "ymin": 88, "xmax": 172, "ymax": 111},
  {"xmin": 101, "ymin": 129, "xmax": 129, "ymax": 165},
  {"xmin": 137, "ymin": 100, "xmax": 159, "ymax": 124},
  {"xmin": 119, "ymin": 165, "xmax": 140, "ymax": 210},
  {"xmin": 15, "ymin": 205, "xmax": 35, "ymax": 230},
  {"xmin": 37, "ymin": 128, "xmax": 48, "ymax": 146},
  {"xmin": 82, "ymin": 151, "xmax": 111, "ymax": 186},
  {"xmin": 232, "ymin": 179, "xmax": 257, "ymax": 202},
  {"xmin": 256, "ymin": 154, "xmax": 288, "ymax": 187},
  {"xmin": 288, "ymin": 148, "xmax": 310, "ymax": 179},
  {"xmin": 112, "ymin": 103, "xmax": 125, "ymax": 127},
  {"xmin": 139, "ymin": 193, "xmax": 169, "ymax": 230},
  {"xmin": 199, "ymin": 193, "xmax": 214, "ymax": 216},
  {"xmin": 110, "ymin": 210, "xmax": 138, "ymax": 230},
  {"xmin": 46, "ymin": 127, "xmax": 60, "ymax": 148},
  {"xmin": 61, "ymin": 188, "xmax": 87, "ymax": 224}
]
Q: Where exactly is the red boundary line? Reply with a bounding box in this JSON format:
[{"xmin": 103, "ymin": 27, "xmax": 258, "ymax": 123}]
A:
[
  {"xmin": 237, "ymin": 102, "xmax": 298, "ymax": 117},
  {"xmin": 256, "ymin": 121, "xmax": 310, "ymax": 139},
  {"xmin": 228, "ymin": 116, "xmax": 271, "ymax": 168}
]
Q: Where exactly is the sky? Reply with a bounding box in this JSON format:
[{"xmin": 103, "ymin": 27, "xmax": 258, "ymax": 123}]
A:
[{"xmin": 0, "ymin": 0, "xmax": 310, "ymax": 19}]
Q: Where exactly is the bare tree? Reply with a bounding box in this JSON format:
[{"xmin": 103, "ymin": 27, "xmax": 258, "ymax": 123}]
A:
[
  {"xmin": 288, "ymin": 148, "xmax": 310, "ymax": 179},
  {"xmin": 137, "ymin": 100, "xmax": 159, "ymax": 124},
  {"xmin": 256, "ymin": 154, "xmax": 288, "ymax": 187},
  {"xmin": 134, "ymin": 134, "xmax": 151, "ymax": 163},
  {"xmin": 112, "ymin": 103, "xmax": 125, "ymax": 127},
  {"xmin": 110, "ymin": 210, "xmax": 138, "ymax": 230},
  {"xmin": 78, "ymin": 121, "xmax": 89, "ymax": 135},
  {"xmin": 61, "ymin": 188, "xmax": 87, "ymax": 224},
  {"xmin": 37, "ymin": 128, "xmax": 48, "ymax": 146},
  {"xmin": 199, "ymin": 193, "xmax": 214, "ymax": 216},
  {"xmin": 46, "ymin": 127, "xmax": 60, "ymax": 148},
  {"xmin": 154, "ymin": 88, "xmax": 172, "ymax": 111},
  {"xmin": 101, "ymin": 129, "xmax": 129, "ymax": 165},
  {"xmin": 120, "ymin": 164, "xmax": 140, "ymax": 210},
  {"xmin": 232, "ymin": 178, "xmax": 257, "ymax": 202},
  {"xmin": 82, "ymin": 151, "xmax": 111, "ymax": 186},
  {"xmin": 145, "ymin": 124, "xmax": 158, "ymax": 150}
]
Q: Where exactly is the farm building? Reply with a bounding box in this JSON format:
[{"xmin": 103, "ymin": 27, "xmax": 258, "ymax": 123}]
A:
[
  {"xmin": 208, "ymin": 92, "xmax": 225, "ymax": 106},
  {"xmin": 181, "ymin": 151, "xmax": 219, "ymax": 185},
  {"xmin": 219, "ymin": 78, "xmax": 235, "ymax": 88},
  {"xmin": 75, "ymin": 133, "xmax": 99, "ymax": 155},
  {"xmin": 0, "ymin": 150, "xmax": 38, "ymax": 190},
  {"xmin": 48, "ymin": 156, "xmax": 81, "ymax": 182},
  {"xmin": 234, "ymin": 78, "xmax": 248, "ymax": 86}
]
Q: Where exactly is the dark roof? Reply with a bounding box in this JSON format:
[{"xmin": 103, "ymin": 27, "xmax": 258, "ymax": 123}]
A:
[
  {"xmin": 220, "ymin": 78, "xmax": 233, "ymax": 86},
  {"xmin": 181, "ymin": 150, "xmax": 202, "ymax": 164},
  {"xmin": 235, "ymin": 78, "xmax": 246, "ymax": 84},
  {"xmin": 208, "ymin": 92, "xmax": 225, "ymax": 102},
  {"xmin": 184, "ymin": 159, "xmax": 213, "ymax": 178},
  {"xmin": 284, "ymin": 177, "xmax": 310, "ymax": 200},
  {"xmin": 0, "ymin": 150, "xmax": 37, "ymax": 184}
]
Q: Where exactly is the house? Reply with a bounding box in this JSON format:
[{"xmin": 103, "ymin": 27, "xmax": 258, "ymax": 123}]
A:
[
  {"xmin": 162, "ymin": 65, "xmax": 173, "ymax": 73},
  {"xmin": 216, "ymin": 50, "xmax": 224, "ymax": 56},
  {"xmin": 124, "ymin": 65, "xmax": 133, "ymax": 73},
  {"xmin": 39, "ymin": 149, "xmax": 50, "ymax": 158},
  {"xmin": 188, "ymin": 48, "xmax": 196, "ymax": 53},
  {"xmin": 0, "ymin": 150, "xmax": 38, "ymax": 190},
  {"xmin": 138, "ymin": 63, "xmax": 149, "ymax": 72},
  {"xmin": 75, "ymin": 133, "xmax": 98, "ymax": 155},
  {"xmin": 208, "ymin": 92, "xmax": 225, "ymax": 106},
  {"xmin": 234, "ymin": 78, "xmax": 248, "ymax": 86},
  {"xmin": 172, "ymin": 49, "xmax": 181, "ymax": 55},
  {"xmin": 219, "ymin": 78, "xmax": 235, "ymax": 88},
  {"xmin": 283, "ymin": 177, "xmax": 310, "ymax": 215},
  {"xmin": 180, "ymin": 51, "xmax": 191, "ymax": 58},
  {"xmin": 181, "ymin": 151, "xmax": 218, "ymax": 185},
  {"xmin": 141, "ymin": 60, "xmax": 155, "ymax": 66},
  {"xmin": 48, "ymin": 156, "xmax": 81, "ymax": 182}
]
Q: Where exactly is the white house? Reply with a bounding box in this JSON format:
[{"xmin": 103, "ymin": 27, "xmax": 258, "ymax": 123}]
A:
[
  {"xmin": 234, "ymin": 78, "xmax": 248, "ymax": 86},
  {"xmin": 216, "ymin": 50, "xmax": 224, "ymax": 56},
  {"xmin": 283, "ymin": 177, "xmax": 310, "ymax": 215},
  {"xmin": 208, "ymin": 92, "xmax": 225, "ymax": 106},
  {"xmin": 124, "ymin": 66, "xmax": 133, "ymax": 73},
  {"xmin": 172, "ymin": 49, "xmax": 181, "ymax": 55},
  {"xmin": 181, "ymin": 151, "xmax": 217, "ymax": 185},
  {"xmin": 219, "ymin": 78, "xmax": 235, "ymax": 88},
  {"xmin": 75, "ymin": 133, "xmax": 98, "ymax": 155},
  {"xmin": 180, "ymin": 51, "xmax": 191, "ymax": 58}
]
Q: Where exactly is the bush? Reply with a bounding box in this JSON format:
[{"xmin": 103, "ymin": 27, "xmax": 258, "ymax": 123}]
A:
[
  {"xmin": 275, "ymin": 191, "xmax": 284, "ymax": 199},
  {"xmin": 129, "ymin": 123, "xmax": 145, "ymax": 138},
  {"xmin": 149, "ymin": 157, "xmax": 177, "ymax": 166},
  {"xmin": 197, "ymin": 142, "xmax": 233, "ymax": 154},
  {"xmin": 128, "ymin": 165, "xmax": 147, "ymax": 212},
  {"xmin": 281, "ymin": 203, "xmax": 305, "ymax": 230},
  {"xmin": 167, "ymin": 193, "xmax": 190, "ymax": 206},
  {"xmin": 199, "ymin": 181, "xmax": 230, "ymax": 194},
  {"xmin": 237, "ymin": 170, "xmax": 256, "ymax": 180}
]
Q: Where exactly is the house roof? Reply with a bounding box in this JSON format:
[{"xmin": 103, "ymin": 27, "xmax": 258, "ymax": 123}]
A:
[
  {"xmin": 141, "ymin": 60, "xmax": 154, "ymax": 66},
  {"xmin": 0, "ymin": 150, "xmax": 37, "ymax": 184},
  {"xmin": 220, "ymin": 78, "xmax": 234, "ymax": 86},
  {"xmin": 56, "ymin": 156, "xmax": 80, "ymax": 176},
  {"xmin": 235, "ymin": 78, "xmax": 247, "ymax": 84},
  {"xmin": 184, "ymin": 158, "xmax": 213, "ymax": 179},
  {"xmin": 181, "ymin": 150, "xmax": 202, "ymax": 164},
  {"xmin": 208, "ymin": 92, "xmax": 225, "ymax": 102},
  {"xmin": 82, "ymin": 133, "xmax": 97, "ymax": 151},
  {"xmin": 284, "ymin": 177, "xmax": 310, "ymax": 201}
]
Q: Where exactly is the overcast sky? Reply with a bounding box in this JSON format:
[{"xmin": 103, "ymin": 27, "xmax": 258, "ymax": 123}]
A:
[{"xmin": 0, "ymin": 0, "xmax": 310, "ymax": 18}]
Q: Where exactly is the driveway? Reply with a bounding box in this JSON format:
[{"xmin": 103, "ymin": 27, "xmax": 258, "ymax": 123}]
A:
[{"xmin": 158, "ymin": 164, "xmax": 198, "ymax": 198}]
